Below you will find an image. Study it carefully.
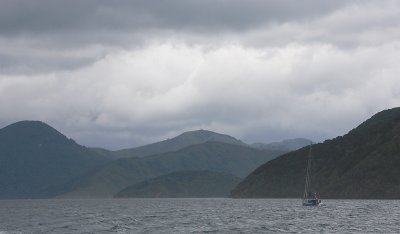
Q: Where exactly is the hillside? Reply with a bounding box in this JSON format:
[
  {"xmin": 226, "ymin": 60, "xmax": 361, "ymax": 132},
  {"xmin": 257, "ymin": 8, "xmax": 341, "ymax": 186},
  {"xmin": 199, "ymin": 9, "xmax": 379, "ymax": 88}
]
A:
[
  {"xmin": 60, "ymin": 141, "xmax": 286, "ymax": 198},
  {"xmin": 116, "ymin": 170, "xmax": 241, "ymax": 198},
  {"xmin": 113, "ymin": 129, "xmax": 247, "ymax": 158},
  {"xmin": 231, "ymin": 107, "xmax": 400, "ymax": 199},
  {"xmin": 251, "ymin": 138, "xmax": 312, "ymax": 151},
  {"xmin": 0, "ymin": 121, "xmax": 111, "ymax": 199}
]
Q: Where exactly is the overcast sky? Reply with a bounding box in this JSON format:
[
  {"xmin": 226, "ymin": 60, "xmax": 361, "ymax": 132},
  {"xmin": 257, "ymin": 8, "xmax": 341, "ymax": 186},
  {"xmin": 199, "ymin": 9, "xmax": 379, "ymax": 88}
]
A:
[{"xmin": 1, "ymin": 0, "xmax": 400, "ymax": 149}]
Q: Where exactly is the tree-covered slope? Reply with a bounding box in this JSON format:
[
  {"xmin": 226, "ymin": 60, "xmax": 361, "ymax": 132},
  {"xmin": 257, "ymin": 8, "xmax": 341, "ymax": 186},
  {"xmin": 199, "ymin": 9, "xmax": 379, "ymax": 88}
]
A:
[
  {"xmin": 0, "ymin": 121, "xmax": 111, "ymax": 199},
  {"xmin": 61, "ymin": 142, "xmax": 286, "ymax": 198},
  {"xmin": 231, "ymin": 107, "xmax": 400, "ymax": 199},
  {"xmin": 116, "ymin": 170, "xmax": 241, "ymax": 198}
]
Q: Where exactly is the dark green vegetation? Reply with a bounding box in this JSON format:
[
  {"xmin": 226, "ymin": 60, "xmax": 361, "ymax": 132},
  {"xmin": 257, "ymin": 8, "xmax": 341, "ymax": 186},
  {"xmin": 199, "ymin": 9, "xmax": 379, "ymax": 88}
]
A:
[
  {"xmin": 5, "ymin": 107, "xmax": 400, "ymax": 199},
  {"xmin": 0, "ymin": 121, "xmax": 111, "ymax": 199},
  {"xmin": 231, "ymin": 107, "xmax": 400, "ymax": 199},
  {"xmin": 116, "ymin": 170, "xmax": 241, "ymax": 198},
  {"xmin": 113, "ymin": 129, "xmax": 247, "ymax": 158},
  {"xmin": 0, "ymin": 121, "xmax": 287, "ymax": 199},
  {"xmin": 61, "ymin": 142, "xmax": 286, "ymax": 197}
]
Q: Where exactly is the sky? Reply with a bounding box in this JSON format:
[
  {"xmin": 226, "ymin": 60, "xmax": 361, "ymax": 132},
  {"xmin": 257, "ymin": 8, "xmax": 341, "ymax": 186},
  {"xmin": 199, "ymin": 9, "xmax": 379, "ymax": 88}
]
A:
[{"xmin": 1, "ymin": 0, "xmax": 400, "ymax": 150}]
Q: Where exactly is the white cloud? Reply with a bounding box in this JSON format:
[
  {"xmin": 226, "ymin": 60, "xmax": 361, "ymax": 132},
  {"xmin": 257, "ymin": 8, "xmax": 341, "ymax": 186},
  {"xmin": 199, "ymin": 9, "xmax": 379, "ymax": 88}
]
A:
[
  {"xmin": 1, "ymin": 1, "xmax": 400, "ymax": 149},
  {"xmin": 2, "ymin": 38, "xmax": 400, "ymax": 149}
]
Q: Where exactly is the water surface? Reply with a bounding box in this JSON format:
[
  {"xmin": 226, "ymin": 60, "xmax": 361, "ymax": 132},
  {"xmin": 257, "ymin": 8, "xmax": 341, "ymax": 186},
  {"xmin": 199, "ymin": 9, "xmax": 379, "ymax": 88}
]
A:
[{"xmin": 1, "ymin": 198, "xmax": 399, "ymax": 233}]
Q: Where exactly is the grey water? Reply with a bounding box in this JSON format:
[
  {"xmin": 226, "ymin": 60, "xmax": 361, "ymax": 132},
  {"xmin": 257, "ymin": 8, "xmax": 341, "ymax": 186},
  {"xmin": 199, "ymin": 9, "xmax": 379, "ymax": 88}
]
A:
[{"xmin": 1, "ymin": 199, "xmax": 400, "ymax": 233}]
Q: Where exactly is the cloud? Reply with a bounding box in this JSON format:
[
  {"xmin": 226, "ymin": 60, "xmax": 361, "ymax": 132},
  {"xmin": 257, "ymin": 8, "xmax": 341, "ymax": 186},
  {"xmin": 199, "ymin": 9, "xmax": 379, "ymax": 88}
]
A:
[
  {"xmin": 1, "ymin": 0, "xmax": 398, "ymax": 74},
  {"xmin": 1, "ymin": 0, "xmax": 400, "ymax": 149},
  {"xmin": 0, "ymin": 0, "xmax": 351, "ymax": 34},
  {"xmin": 2, "ymin": 41, "xmax": 400, "ymax": 148}
]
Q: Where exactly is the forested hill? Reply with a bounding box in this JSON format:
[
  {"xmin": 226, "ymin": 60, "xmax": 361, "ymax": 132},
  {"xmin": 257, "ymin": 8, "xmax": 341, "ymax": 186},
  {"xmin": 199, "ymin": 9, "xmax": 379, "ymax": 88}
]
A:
[
  {"xmin": 60, "ymin": 141, "xmax": 286, "ymax": 198},
  {"xmin": 231, "ymin": 107, "xmax": 400, "ymax": 199},
  {"xmin": 116, "ymin": 170, "xmax": 241, "ymax": 198},
  {"xmin": 0, "ymin": 121, "xmax": 111, "ymax": 198},
  {"xmin": 113, "ymin": 129, "xmax": 247, "ymax": 158}
]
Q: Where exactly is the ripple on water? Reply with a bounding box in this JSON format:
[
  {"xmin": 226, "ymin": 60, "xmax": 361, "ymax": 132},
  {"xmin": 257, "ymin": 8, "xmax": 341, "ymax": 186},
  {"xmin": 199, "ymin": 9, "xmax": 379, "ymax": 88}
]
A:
[{"xmin": 0, "ymin": 199, "xmax": 400, "ymax": 233}]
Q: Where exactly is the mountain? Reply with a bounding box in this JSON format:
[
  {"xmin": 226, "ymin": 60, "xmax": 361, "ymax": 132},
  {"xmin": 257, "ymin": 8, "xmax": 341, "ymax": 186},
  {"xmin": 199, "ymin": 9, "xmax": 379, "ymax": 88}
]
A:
[
  {"xmin": 60, "ymin": 141, "xmax": 287, "ymax": 198},
  {"xmin": 251, "ymin": 138, "xmax": 312, "ymax": 151},
  {"xmin": 0, "ymin": 121, "xmax": 111, "ymax": 199},
  {"xmin": 113, "ymin": 129, "xmax": 247, "ymax": 158},
  {"xmin": 116, "ymin": 170, "xmax": 241, "ymax": 198},
  {"xmin": 89, "ymin": 147, "xmax": 115, "ymax": 158},
  {"xmin": 231, "ymin": 107, "xmax": 400, "ymax": 199}
]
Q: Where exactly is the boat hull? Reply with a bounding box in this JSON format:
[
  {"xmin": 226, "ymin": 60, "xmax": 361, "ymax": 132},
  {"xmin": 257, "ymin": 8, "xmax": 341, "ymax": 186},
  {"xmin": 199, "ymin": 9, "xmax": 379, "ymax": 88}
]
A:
[{"xmin": 302, "ymin": 199, "xmax": 321, "ymax": 206}]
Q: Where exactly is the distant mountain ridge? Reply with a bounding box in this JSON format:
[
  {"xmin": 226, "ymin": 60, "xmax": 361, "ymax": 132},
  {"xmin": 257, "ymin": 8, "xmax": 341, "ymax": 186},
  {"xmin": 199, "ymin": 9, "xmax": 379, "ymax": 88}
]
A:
[
  {"xmin": 0, "ymin": 121, "xmax": 111, "ymax": 199},
  {"xmin": 251, "ymin": 138, "xmax": 312, "ymax": 151},
  {"xmin": 60, "ymin": 141, "xmax": 286, "ymax": 198},
  {"xmin": 97, "ymin": 131, "xmax": 311, "ymax": 159},
  {"xmin": 0, "ymin": 120, "xmax": 308, "ymax": 199},
  {"xmin": 113, "ymin": 129, "xmax": 247, "ymax": 158},
  {"xmin": 231, "ymin": 107, "xmax": 400, "ymax": 199},
  {"xmin": 116, "ymin": 170, "xmax": 241, "ymax": 198}
]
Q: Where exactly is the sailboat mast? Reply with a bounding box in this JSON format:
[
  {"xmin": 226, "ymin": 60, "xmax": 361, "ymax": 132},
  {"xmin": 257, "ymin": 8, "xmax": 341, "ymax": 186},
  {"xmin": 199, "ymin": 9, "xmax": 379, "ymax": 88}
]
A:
[{"xmin": 303, "ymin": 144, "xmax": 312, "ymax": 199}]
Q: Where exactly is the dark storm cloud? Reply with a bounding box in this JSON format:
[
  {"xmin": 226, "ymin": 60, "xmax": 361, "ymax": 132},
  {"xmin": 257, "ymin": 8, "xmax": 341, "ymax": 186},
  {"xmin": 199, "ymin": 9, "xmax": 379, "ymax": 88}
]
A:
[
  {"xmin": 0, "ymin": 51, "xmax": 100, "ymax": 75},
  {"xmin": 0, "ymin": 0, "xmax": 352, "ymax": 35},
  {"xmin": 0, "ymin": 0, "xmax": 360, "ymax": 75}
]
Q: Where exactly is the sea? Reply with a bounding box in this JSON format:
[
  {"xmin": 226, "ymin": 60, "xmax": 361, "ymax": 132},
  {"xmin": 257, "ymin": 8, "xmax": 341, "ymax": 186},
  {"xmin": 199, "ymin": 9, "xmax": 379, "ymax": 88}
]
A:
[{"xmin": 0, "ymin": 198, "xmax": 399, "ymax": 233}]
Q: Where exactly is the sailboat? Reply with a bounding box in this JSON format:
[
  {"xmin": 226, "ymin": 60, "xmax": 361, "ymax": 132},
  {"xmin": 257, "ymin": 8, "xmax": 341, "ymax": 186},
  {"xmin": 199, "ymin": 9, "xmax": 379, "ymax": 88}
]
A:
[{"xmin": 302, "ymin": 144, "xmax": 322, "ymax": 206}]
